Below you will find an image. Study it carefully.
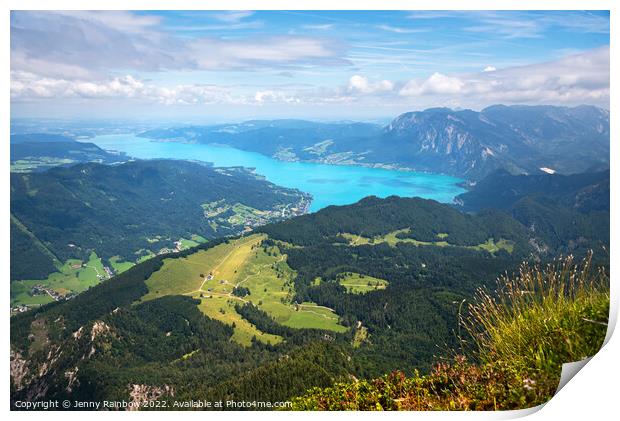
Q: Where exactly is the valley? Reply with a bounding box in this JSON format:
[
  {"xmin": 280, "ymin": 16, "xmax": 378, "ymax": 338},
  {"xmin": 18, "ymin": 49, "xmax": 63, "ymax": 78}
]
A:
[
  {"xmin": 7, "ymin": 105, "xmax": 611, "ymax": 409},
  {"xmin": 10, "ymin": 160, "xmax": 310, "ymax": 313}
]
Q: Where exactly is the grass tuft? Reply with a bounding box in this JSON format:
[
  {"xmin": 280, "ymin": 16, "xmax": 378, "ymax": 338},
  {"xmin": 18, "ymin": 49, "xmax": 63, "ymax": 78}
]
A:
[{"xmin": 464, "ymin": 252, "xmax": 609, "ymax": 376}]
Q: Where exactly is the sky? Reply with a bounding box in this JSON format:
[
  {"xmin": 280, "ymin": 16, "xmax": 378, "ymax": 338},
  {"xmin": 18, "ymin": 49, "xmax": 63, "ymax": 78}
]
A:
[{"xmin": 10, "ymin": 10, "xmax": 610, "ymax": 122}]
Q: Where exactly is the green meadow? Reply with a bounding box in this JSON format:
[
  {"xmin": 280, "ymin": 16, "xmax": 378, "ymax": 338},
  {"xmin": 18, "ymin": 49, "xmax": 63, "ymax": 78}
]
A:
[
  {"xmin": 109, "ymin": 256, "xmax": 135, "ymax": 274},
  {"xmin": 141, "ymin": 234, "xmax": 346, "ymax": 346},
  {"xmin": 339, "ymin": 228, "xmax": 513, "ymax": 254},
  {"xmin": 11, "ymin": 252, "xmax": 106, "ymax": 307},
  {"xmin": 337, "ymin": 272, "xmax": 389, "ymax": 294}
]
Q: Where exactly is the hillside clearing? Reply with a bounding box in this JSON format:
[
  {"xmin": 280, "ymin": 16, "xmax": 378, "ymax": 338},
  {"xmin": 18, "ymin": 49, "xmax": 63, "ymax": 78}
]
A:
[
  {"xmin": 141, "ymin": 234, "xmax": 347, "ymax": 346},
  {"xmin": 338, "ymin": 228, "xmax": 513, "ymax": 254}
]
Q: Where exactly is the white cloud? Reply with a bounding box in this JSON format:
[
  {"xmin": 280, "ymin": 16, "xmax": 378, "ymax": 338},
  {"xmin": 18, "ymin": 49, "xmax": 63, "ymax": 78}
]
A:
[
  {"xmin": 465, "ymin": 17, "xmax": 543, "ymax": 39},
  {"xmin": 188, "ymin": 36, "xmax": 347, "ymax": 70},
  {"xmin": 11, "ymin": 11, "xmax": 348, "ymax": 78},
  {"xmin": 399, "ymin": 47, "xmax": 609, "ymax": 107},
  {"xmin": 167, "ymin": 21, "xmax": 264, "ymax": 31},
  {"xmin": 348, "ymin": 75, "xmax": 394, "ymax": 94},
  {"xmin": 10, "ymin": 40, "xmax": 609, "ymax": 111},
  {"xmin": 483, "ymin": 66, "xmax": 496, "ymax": 72},
  {"xmin": 254, "ymin": 90, "xmax": 301, "ymax": 104},
  {"xmin": 400, "ymin": 72, "xmax": 464, "ymax": 95},
  {"xmin": 11, "ymin": 11, "xmax": 181, "ymax": 78},
  {"xmin": 462, "ymin": 11, "xmax": 609, "ymax": 40},
  {"xmin": 48, "ymin": 11, "xmax": 162, "ymax": 35},
  {"xmin": 11, "ymin": 72, "xmax": 234, "ymax": 106},
  {"xmin": 302, "ymin": 24, "xmax": 334, "ymax": 30}
]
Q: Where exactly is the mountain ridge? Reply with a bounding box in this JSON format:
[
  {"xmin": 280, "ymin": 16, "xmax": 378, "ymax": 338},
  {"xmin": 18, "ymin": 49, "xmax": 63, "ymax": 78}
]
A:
[{"xmin": 139, "ymin": 104, "xmax": 609, "ymax": 180}]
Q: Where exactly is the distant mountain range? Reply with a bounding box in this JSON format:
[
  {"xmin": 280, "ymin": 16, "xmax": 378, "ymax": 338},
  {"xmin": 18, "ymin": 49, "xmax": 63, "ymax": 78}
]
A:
[
  {"xmin": 140, "ymin": 105, "xmax": 610, "ymax": 180},
  {"xmin": 10, "ymin": 134, "xmax": 124, "ymax": 172},
  {"xmin": 456, "ymin": 169, "xmax": 609, "ymax": 254}
]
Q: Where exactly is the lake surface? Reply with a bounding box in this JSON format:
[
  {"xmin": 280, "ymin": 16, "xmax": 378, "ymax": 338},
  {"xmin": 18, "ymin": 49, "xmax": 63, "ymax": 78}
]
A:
[{"xmin": 88, "ymin": 134, "xmax": 466, "ymax": 212}]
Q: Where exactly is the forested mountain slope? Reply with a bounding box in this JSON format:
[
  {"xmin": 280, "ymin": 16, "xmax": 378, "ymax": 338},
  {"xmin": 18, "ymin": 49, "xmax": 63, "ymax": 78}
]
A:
[
  {"xmin": 455, "ymin": 170, "xmax": 610, "ymax": 255},
  {"xmin": 10, "ymin": 159, "xmax": 309, "ymax": 287},
  {"xmin": 10, "ymin": 194, "xmax": 609, "ymax": 407}
]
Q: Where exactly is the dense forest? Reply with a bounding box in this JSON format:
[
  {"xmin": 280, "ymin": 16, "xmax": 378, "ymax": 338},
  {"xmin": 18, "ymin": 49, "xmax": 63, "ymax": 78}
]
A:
[
  {"xmin": 456, "ymin": 169, "xmax": 610, "ymax": 212},
  {"xmin": 292, "ymin": 253, "xmax": 609, "ymax": 410}
]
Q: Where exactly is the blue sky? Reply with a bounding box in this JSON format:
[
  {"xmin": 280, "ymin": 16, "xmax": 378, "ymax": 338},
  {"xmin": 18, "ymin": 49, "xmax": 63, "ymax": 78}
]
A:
[{"xmin": 10, "ymin": 10, "xmax": 610, "ymax": 122}]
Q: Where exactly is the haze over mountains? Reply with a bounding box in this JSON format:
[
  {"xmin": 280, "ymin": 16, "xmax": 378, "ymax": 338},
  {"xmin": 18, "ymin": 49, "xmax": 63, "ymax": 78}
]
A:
[{"xmin": 140, "ymin": 104, "xmax": 610, "ymax": 180}]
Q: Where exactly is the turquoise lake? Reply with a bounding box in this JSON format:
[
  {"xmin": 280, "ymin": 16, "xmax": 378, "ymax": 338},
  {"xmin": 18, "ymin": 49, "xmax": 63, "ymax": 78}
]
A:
[{"xmin": 88, "ymin": 134, "xmax": 466, "ymax": 212}]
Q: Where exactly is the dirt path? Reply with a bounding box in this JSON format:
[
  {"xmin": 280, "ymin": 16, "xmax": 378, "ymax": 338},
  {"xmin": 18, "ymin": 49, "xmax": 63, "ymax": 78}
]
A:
[
  {"xmin": 294, "ymin": 307, "xmax": 338, "ymax": 320},
  {"xmin": 198, "ymin": 236, "xmax": 259, "ymax": 291},
  {"xmin": 297, "ymin": 303, "xmax": 337, "ymax": 312},
  {"xmin": 235, "ymin": 254, "xmax": 285, "ymax": 289}
]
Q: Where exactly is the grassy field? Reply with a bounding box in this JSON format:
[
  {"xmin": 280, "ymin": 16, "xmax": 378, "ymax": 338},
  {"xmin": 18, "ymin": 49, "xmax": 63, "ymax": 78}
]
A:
[
  {"xmin": 141, "ymin": 234, "xmax": 347, "ymax": 346},
  {"xmin": 202, "ymin": 200, "xmax": 269, "ymax": 228},
  {"xmin": 135, "ymin": 249, "xmax": 157, "ymax": 264},
  {"xmin": 10, "ymin": 281, "xmax": 55, "ymax": 307},
  {"xmin": 190, "ymin": 234, "xmax": 208, "ymax": 243},
  {"xmin": 470, "ymin": 238, "xmax": 514, "ymax": 253},
  {"xmin": 284, "ymin": 302, "xmax": 346, "ymax": 331},
  {"xmin": 195, "ymin": 295, "xmax": 283, "ymax": 346},
  {"xmin": 109, "ymin": 256, "xmax": 135, "ymax": 274},
  {"xmin": 10, "ymin": 157, "xmax": 75, "ymax": 173},
  {"xmin": 228, "ymin": 203, "xmax": 268, "ymax": 226},
  {"xmin": 176, "ymin": 234, "xmax": 208, "ymax": 250},
  {"xmin": 11, "ymin": 252, "xmax": 107, "ymax": 307},
  {"xmin": 11, "ymin": 230, "xmax": 213, "ymax": 309},
  {"xmin": 339, "ymin": 229, "xmax": 513, "ymax": 254},
  {"xmin": 337, "ymin": 272, "xmax": 389, "ymax": 294},
  {"xmin": 178, "ymin": 237, "xmax": 200, "ymax": 249}
]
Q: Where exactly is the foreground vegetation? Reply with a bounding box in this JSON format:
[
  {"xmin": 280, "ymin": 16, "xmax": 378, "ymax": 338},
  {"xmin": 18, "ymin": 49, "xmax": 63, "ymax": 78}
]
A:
[{"xmin": 291, "ymin": 254, "xmax": 609, "ymax": 410}]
